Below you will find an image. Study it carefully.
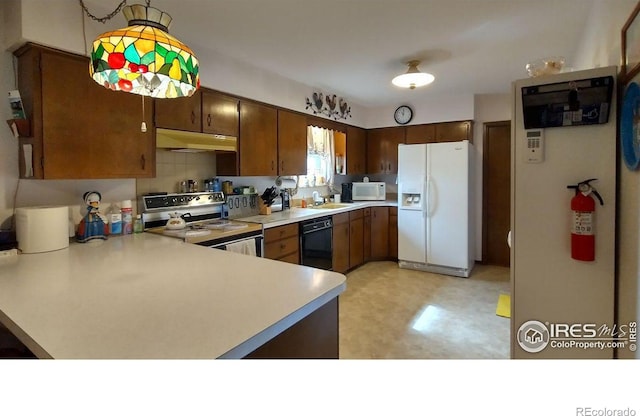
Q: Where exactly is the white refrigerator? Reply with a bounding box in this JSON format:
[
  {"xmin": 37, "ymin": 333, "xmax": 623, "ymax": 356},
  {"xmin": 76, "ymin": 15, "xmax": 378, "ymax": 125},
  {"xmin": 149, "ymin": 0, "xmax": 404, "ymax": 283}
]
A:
[{"xmin": 397, "ymin": 141, "xmax": 474, "ymax": 277}]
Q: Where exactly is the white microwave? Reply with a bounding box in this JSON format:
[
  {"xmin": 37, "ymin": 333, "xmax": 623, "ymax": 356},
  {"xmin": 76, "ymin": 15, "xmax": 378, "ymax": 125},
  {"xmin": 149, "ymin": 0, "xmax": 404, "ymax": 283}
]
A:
[{"xmin": 352, "ymin": 182, "xmax": 386, "ymax": 201}]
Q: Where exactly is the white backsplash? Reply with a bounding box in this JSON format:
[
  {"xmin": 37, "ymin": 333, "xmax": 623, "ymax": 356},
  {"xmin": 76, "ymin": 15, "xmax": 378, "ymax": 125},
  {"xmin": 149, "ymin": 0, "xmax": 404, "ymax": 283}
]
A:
[
  {"xmin": 136, "ymin": 150, "xmax": 217, "ymax": 196},
  {"xmin": 135, "ymin": 150, "xmax": 398, "ymax": 206}
]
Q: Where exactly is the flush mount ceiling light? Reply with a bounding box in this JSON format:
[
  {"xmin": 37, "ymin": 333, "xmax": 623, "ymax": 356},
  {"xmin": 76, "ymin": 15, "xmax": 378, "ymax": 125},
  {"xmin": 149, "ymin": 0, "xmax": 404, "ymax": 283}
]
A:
[
  {"xmin": 392, "ymin": 60, "xmax": 435, "ymax": 89},
  {"xmin": 80, "ymin": 0, "xmax": 200, "ymax": 99}
]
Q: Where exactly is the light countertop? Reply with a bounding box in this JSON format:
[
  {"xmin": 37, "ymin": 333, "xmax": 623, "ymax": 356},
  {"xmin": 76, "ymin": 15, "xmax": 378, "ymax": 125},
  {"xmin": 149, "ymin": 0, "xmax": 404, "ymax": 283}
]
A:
[
  {"xmin": 0, "ymin": 233, "xmax": 346, "ymax": 359},
  {"xmin": 238, "ymin": 200, "xmax": 398, "ymax": 228}
]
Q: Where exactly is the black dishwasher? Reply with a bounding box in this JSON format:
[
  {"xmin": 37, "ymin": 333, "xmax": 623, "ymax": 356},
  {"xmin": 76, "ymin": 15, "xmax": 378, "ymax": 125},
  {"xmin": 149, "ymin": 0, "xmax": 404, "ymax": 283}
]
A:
[{"xmin": 300, "ymin": 216, "xmax": 333, "ymax": 270}]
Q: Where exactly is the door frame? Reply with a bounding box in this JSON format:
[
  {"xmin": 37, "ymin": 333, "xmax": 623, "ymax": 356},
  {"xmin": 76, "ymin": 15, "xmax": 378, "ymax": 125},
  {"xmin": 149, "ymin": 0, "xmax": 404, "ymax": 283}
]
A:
[{"xmin": 482, "ymin": 120, "xmax": 511, "ymax": 264}]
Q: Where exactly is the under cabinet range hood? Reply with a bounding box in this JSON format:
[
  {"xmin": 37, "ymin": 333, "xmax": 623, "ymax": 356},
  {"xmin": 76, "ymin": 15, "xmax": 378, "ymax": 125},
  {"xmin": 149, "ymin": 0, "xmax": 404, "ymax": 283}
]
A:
[{"xmin": 156, "ymin": 128, "xmax": 237, "ymax": 152}]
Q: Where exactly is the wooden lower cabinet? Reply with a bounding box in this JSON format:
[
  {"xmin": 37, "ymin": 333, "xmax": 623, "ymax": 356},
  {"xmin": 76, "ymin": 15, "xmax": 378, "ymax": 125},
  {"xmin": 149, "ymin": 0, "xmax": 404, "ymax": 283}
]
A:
[
  {"xmin": 264, "ymin": 223, "xmax": 299, "ymax": 264},
  {"xmin": 265, "ymin": 206, "xmax": 394, "ymax": 271},
  {"xmin": 333, "ymin": 210, "xmax": 366, "ymax": 273},
  {"xmin": 245, "ymin": 297, "xmax": 338, "ymax": 359},
  {"xmin": 332, "ymin": 213, "xmax": 350, "ymax": 273},
  {"xmin": 370, "ymin": 207, "xmax": 390, "ymax": 259},
  {"xmin": 389, "ymin": 207, "xmax": 398, "ymax": 259},
  {"xmin": 349, "ymin": 210, "xmax": 364, "ymax": 269},
  {"xmin": 363, "ymin": 208, "xmax": 371, "ymax": 262}
]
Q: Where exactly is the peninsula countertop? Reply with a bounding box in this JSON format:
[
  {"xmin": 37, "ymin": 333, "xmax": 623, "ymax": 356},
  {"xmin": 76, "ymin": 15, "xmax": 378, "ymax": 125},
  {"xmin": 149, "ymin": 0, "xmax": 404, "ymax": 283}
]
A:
[{"xmin": 0, "ymin": 233, "xmax": 346, "ymax": 359}]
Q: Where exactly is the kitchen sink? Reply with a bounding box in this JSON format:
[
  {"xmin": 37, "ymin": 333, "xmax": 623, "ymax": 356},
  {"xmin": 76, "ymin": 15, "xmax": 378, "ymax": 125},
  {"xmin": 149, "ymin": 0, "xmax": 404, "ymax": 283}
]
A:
[{"xmin": 309, "ymin": 203, "xmax": 352, "ymax": 210}]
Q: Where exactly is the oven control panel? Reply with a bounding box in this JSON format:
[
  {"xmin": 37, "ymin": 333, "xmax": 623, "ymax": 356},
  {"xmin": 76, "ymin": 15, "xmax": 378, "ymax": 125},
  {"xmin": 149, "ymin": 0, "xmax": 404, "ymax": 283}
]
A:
[{"xmin": 143, "ymin": 192, "xmax": 225, "ymax": 211}]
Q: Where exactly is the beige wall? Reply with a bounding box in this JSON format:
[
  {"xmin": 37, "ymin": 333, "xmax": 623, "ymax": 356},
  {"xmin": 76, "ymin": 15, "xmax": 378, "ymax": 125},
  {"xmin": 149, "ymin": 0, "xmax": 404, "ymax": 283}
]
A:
[{"xmin": 473, "ymin": 94, "xmax": 511, "ymax": 260}]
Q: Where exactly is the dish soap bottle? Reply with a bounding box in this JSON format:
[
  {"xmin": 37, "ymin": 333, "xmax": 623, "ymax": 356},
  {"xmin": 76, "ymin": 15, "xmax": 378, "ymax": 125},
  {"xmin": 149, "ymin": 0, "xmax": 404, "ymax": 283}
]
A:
[
  {"xmin": 121, "ymin": 200, "xmax": 133, "ymax": 235},
  {"xmin": 133, "ymin": 214, "xmax": 143, "ymax": 233}
]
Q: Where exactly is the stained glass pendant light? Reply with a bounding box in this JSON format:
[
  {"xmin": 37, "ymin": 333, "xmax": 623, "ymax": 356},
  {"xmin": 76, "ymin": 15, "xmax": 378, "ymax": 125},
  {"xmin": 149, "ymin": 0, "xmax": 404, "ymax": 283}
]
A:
[{"xmin": 89, "ymin": 2, "xmax": 199, "ymax": 99}]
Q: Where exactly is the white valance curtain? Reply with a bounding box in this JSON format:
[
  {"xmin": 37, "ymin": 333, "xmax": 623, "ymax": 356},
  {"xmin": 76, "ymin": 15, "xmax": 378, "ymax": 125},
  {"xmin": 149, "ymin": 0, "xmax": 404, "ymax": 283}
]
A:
[{"xmin": 307, "ymin": 126, "xmax": 335, "ymax": 185}]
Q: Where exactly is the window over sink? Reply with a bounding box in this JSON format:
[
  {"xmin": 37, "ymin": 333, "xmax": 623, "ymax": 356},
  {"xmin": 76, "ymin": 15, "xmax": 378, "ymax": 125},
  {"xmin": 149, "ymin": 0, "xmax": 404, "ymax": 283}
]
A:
[{"xmin": 300, "ymin": 126, "xmax": 335, "ymax": 187}]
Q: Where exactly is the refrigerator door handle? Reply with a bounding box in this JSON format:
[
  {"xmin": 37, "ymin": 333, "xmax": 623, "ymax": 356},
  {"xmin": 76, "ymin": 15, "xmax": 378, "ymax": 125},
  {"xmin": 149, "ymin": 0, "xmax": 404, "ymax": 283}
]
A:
[
  {"xmin": 422, "ymin": 179, "xmax": 428, "ymax": 218},
  {"xmin": 425, "ymin": 175, "xmax": 431, "ymax": 218},
  {"xmin": 427, "ymin": 175, "xmax": 437, "ymax": 217}
]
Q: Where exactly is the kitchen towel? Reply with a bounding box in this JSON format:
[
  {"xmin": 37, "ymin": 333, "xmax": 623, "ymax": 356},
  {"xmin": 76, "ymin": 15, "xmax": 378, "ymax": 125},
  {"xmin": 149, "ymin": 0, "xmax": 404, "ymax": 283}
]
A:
[{"xmin": 226, "ymin": 240, "xmax": 257, "ymax": 256}]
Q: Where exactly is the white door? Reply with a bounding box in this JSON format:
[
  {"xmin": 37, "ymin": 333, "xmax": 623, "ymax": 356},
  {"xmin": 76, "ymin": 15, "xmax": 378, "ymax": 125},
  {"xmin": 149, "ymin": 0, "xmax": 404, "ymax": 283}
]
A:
[{"xmin": 426, "ymin": 141, "xmax": 469, "ymax": 268}]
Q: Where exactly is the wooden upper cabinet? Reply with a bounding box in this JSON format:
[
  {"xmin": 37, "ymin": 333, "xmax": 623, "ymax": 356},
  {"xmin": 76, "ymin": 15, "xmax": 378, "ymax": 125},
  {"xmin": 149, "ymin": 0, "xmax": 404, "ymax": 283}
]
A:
[
  {"xmin": 277, "ymin": 110, "xmax": 307, "ymax": 175},
  {"xmin": 404, "ymin": 121, "xmax": 473, "ymax": 145},
  {"xmin": 435, "ymin": 121, "xmax": 473, "ymax": 143},
  {"xmin": 405, "ymin": 124, "xmax": 436, "ymax": 144},
  {"xmin": 239, "ymin": 101, "xmax": 278, "ymax": 176},
  {"xmin": 155, "ymin": 88, "xmax": 239, "ymax": 137},
  {"xmin": 15, "ymin": 44, "xmax": 154, "ymax": 179},
  {"xmin": 346, "ymin": 126, "xmax": 366, "ymax": 174},
  {"xmin": 202, "ymin": 89, "xmax": 239, "ymax": 137},
  {"xmin": 367, "ymin": 127, "xmax": 405, "ymax": 174},
  {"xmin": 155, "ymin": 89, "xmax": 202, "ymax": 132}
]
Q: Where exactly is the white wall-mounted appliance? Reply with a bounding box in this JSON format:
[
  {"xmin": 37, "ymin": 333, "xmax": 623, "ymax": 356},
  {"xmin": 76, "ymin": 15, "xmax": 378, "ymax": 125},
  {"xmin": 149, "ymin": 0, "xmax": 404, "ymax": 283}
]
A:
[
  {"xmin": 511, "ymin": 66, "xmax": 616, "ymax": 359},
  {"xmin": 397, "ymin": 141, "xmax": 474, "ymax": 277},
  {"xmin": 352, "ymin": 182, "xmax": 386, "ymax": 201}
]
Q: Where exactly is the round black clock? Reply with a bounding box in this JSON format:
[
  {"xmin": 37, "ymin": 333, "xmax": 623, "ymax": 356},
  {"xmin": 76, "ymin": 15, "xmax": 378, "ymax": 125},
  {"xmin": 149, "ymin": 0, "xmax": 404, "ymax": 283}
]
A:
[{"xmin": 394, "ymin": 105, "xmax": 413, "ymax": 125}]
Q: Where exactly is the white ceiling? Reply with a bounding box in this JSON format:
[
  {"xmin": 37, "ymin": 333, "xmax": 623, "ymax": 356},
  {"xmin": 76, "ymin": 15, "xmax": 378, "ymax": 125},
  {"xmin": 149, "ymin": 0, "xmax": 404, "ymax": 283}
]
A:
[{"xmin": 84, "ymin": 0, "xmax": 595, "ymax": 106}]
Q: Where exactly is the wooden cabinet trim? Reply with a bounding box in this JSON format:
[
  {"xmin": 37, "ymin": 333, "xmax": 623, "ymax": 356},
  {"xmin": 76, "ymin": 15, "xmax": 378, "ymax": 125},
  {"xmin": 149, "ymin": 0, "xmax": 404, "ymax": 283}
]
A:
[
  {"xmin": 349, "ymin": 209, "xmax": 364, "ymax": 220},
  {"xmin": 333, "ymin": 212, "xmax": 349, "ymax": 225},
  {"xmin": 264, "ymin": 223, "xmax": 299, "ymax": 242},
  {"xmin": 265, "ymin": 236, "xmax": 299, "ymax": 259}
]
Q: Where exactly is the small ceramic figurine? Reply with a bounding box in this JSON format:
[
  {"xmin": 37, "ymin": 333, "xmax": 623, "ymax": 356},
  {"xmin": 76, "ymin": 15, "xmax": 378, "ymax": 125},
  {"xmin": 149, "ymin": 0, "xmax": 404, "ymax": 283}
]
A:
[{"xmin": 76, "ymin": 191, "xmax": 109, "ymax": 243}]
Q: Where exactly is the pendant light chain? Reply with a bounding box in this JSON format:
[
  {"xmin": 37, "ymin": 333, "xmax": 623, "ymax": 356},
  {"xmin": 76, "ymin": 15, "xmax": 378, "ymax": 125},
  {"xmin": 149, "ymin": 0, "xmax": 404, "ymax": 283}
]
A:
[
  {"xmin": 78, "ymin": 0, "xmax": 128, "ymax": 24},
  {"xmin": 141, "ymin": 95, "xmax": 147, "ymax": 133}
]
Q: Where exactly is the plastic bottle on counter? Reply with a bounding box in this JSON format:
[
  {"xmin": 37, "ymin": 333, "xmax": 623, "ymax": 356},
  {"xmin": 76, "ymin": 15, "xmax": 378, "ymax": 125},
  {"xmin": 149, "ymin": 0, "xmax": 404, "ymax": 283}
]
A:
[
  {"xmin": 121, "ymin": 200, "xmax": 133, "ymax": 235},
  {"xmin": 109, "ymin": 204, "xmax": 122, "ymax": 235},
  {"xmin": 133, "ymin": 214, "xmax": 144, "ymax": 233}
]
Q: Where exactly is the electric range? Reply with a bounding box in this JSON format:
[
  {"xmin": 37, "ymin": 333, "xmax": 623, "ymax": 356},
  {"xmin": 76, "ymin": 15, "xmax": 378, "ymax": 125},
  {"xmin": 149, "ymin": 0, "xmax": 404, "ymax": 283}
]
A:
[{"xmin": 141, "ymin": 192, "xmax": 264, "ymax": 255}]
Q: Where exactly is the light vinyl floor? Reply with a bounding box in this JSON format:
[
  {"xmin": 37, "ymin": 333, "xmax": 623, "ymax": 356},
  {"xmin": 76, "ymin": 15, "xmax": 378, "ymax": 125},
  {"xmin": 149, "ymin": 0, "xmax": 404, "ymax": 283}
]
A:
[{"xmin": 339, "ymin": 261, "xmax": 510, "ymax": 359}]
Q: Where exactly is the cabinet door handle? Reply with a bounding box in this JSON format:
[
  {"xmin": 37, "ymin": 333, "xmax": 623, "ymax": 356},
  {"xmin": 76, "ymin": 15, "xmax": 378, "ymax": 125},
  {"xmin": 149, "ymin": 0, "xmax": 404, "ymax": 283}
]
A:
[
  {"xmin": 388, "ymin": 162, "xmax": 391, "ymax": 172},
  {"xmin": 140, "ymin": 154, "xmax": 146, "ymax": 170},
  {"xmin": 280, "ymin": 160, "xmax": 284, "ymax": 173},
  {"xmin": 271, "ymin": 160, "xmax": 275, "ymax": 171},
  {"xmin": 380, "ymin": 162, "xmax": 383, "ymax": 171},
  {"xmin": 207, "ymin": 114, "xmax": 212, "ymax": 126},
  {"xmin": 280, "ymin": 243, "xmax": 286, "ymax": 249},
  {"xmin": 191, "ymin": 111, "xmax": 196, "ymax": 125}
]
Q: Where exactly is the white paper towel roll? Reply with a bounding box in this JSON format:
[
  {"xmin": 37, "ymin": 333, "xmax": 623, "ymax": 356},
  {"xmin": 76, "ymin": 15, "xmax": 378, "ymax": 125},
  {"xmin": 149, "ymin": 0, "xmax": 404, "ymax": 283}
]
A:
[
  {"xmin": 275, "ymin": 178, "xmax": 296, "ymax": 188},
  {"xmin": 16, "ymin": 206, "xmax": 69, "ymax": 253}
]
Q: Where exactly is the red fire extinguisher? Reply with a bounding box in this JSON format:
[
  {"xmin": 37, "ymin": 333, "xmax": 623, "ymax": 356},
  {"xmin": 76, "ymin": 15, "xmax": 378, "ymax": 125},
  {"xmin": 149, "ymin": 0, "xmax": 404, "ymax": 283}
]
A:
[{"xmin": 567, "ymin": 179, "xmax": 604, "ymax": 261}]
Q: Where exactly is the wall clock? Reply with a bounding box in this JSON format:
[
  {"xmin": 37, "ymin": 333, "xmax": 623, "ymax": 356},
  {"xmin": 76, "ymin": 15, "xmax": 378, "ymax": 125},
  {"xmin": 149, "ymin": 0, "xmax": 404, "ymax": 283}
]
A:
[
  {"xmin": 621, "ymin": 81, "xmax": 640, "ymax": 170},
  {"xmin": 394, "ymin": 105, "xmax": 413, "ymax": 125}
]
